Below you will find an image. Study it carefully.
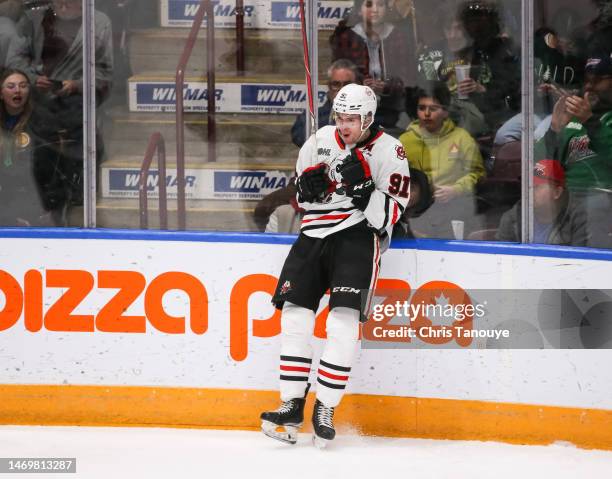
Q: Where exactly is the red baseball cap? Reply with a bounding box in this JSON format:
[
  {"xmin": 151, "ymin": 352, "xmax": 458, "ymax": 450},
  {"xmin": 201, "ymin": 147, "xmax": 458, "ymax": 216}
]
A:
[{"xmin": 534, "ymin": 159, "xmax": 565, "ymax": 186}]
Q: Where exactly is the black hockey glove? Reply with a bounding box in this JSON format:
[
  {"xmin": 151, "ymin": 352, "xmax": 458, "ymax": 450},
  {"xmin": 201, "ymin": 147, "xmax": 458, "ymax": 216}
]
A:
[
  {"xmin": 338, "ymin": 150, "xmax": 375, "ymax": 211},
  {"xmin": 296, "ymin": 163, "xmax": 329, "ymax": 203}
]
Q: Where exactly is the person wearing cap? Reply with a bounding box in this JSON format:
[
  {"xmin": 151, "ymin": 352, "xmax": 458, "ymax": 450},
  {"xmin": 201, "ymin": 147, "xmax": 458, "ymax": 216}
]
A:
[
  {"xmin": 496, "ymin": 159, "xmax": 588, "ymax": 246},
  {"xmin": 538, "ymin": 50, "xmax": 612, "ymax": 248}
]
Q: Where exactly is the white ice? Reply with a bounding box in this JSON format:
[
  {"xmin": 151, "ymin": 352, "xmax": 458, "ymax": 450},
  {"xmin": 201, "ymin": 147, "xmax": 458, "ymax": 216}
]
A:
[{"xmin": 1, "ymin": 426, "xmax": 612, "ymax": 478}]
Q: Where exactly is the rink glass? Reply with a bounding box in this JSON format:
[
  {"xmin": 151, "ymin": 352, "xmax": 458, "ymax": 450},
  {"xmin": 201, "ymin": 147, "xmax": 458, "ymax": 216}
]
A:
[{"xmin": 0, "ymin": 0, "xmax": 607, "ymax": 251}]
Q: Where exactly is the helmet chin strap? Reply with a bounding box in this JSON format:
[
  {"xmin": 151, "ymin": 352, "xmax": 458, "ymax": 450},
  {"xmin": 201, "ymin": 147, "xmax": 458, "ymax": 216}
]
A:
[
  {"xmin": 360, "ymin": 116, "xmax": 373, "ymax": 132},
  {"xmin": 356, "ymin": 117, "xmax": 373, "ymax": 142},
  {"xmin": 356, "ymin": 128, "xmax": 370, "ymax": 143}
]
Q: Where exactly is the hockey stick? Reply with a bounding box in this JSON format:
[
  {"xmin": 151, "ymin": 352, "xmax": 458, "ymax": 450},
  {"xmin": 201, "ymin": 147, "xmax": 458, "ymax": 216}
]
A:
[
  {"xmin": 298, "ymin": 0, "xmax": 316, "ymax": 138},
  {"xmin": 298, "ymin": 0, "xmax": 326, "ymax": 199}
]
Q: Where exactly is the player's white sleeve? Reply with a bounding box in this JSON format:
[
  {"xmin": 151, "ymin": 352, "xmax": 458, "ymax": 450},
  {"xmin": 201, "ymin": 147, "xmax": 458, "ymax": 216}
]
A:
[
  {"xmin": 295, "ymin": 134, "xmax": 317, "ymax": 176},
  {"xmin": 294, "ymin": 133, "xmax": 322, "ymax": 211},
  {"xmin": 362, "ymin": 141, "xmax": 411, "ymax": 231}
]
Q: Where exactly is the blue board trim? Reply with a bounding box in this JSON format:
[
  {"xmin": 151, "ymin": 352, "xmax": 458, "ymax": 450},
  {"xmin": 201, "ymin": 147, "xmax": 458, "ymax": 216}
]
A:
[{"xmin": 1, "ymin": 227, "xmax": 611, "ymax": 262}]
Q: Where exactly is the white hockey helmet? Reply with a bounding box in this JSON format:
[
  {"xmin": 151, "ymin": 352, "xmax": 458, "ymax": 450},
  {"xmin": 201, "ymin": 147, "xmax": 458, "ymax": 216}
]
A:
[{"xmin": 332, "ymin": 83, "xmax": 377, "ymax": 131}]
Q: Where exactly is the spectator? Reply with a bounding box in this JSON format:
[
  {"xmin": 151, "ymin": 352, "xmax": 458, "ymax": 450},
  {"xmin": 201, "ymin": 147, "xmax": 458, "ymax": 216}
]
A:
[
  {"xmin": 415, "ymin": 1, "xmax": 488, "ymax": 136},
  {"xmin": 455, "ymin": 0, "xmax": 521, "ymax": 132},
  {"xmin": 538, "ymin": 49, "xmax": 612, "ymax": 248},
  {"xmin": 497, "ymin": 0, "xmax": 521, "ymax": 42},
  {"xmin": 265, "ymin": 197, "xmax": 304, "ymax": 234},
  {"xmin": 9, "ymin": 0, "xmax": 113, "ymax": 100},
  {"xmin": 496, "ymin": 159, "xmax": 589, "ymax": 246},
  {"xmin": 253, "ymin": 180, "xmax": 296, "ymax": 232},
  {"xmin": 0, "ymin": 0, "xmax": 24, "ymax": 68},
  {"xmin": 330, "ymin": 0, "xmax": 417, "ymax": 132},
  {"xmin": 96, "ymin": 0, "xmax": 134, "ymax": 105},
  {"xmin": 386, "ymin": 0, "xmax": 418, "ymax": 41},
  {"xmin": 535, "ymin": 27, "xmax": 581, "ymax": 95},
  {"xmin": 291, "ymin": 59, "xmax": 361, "ymax": 148},
  {"xmin": 392, "ymin": 167, "xmax": 433, "ymax": 239},
  {"xmin": 495, "ymin": 23, "xmax": 586, "ymax": 147},
  {"xmin": 494, "ymin": 25, "xmax": 582, "ymax": 147},
  {"xmin": 399, "ymin": 81, "xmax": 485, "ymax": 238},
  {"xmin": 0, "ymin": 68, "xmax": 49, "ymax": 226},
  {"xmin": 417, "ymin": 2, "xmax": 468, "ymax": 85},
  {"xmin": 571, "ymin": 0, "xmax": 612, "ymax": 68},
  {"xmin": 494, "ymin": 111, "xmax": 546, "ymax": 146},
  {"xmin": 7, "ymin": 0, "xmax": 113, "ymax": 207}
]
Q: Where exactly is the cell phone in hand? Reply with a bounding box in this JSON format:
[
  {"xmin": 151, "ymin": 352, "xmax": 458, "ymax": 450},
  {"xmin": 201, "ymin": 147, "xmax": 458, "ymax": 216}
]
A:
[{"xmin": 50, "ymin": 80, "xmax": 63, "ymax": 92}]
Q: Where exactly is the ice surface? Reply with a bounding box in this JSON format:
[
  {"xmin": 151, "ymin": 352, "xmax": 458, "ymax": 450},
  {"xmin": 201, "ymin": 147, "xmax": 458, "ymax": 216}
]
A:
[{"xmin": 1, "ymin": 426, "xmax": 611, "ymax": 478}]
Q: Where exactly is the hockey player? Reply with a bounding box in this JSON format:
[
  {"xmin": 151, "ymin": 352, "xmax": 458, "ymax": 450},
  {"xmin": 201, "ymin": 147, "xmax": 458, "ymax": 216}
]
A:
[{"xmin": 260, "ymin": 84, "xmax": 411, "ymax": 448}]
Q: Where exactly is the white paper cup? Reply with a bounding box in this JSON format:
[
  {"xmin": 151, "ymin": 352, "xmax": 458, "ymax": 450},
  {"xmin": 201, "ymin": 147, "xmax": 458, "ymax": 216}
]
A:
[
  {"xmin": 455, "ymin": 65, "xmax": 471, "ymax": 99},
  {"xmin": 451, "ymin": 220, "xmax": 465, "ymax": 240}
]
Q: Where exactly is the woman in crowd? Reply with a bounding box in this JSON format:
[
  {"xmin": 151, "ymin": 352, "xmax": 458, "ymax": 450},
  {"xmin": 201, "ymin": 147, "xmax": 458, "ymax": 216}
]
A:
[
  {"xmin": 416, "ymin": 1, "xmax": 488, "ymax": 137},
  {"xmin": 0, "ymin": 68, "xmax": 48, "ymax": 226},
  {"xmin": 454, "ymin": 0, "xmax": 521, "ymax": 132},
  {"xmin": 330, "ymin": 0, "xmax": 417, "ymax": 133},
  {"xmin": 8, "ymin": 0, "xmax": 114, "ymax": 208}
]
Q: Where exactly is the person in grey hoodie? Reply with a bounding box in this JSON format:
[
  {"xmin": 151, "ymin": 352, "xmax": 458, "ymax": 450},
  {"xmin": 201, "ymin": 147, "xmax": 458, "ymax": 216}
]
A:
[
  {"xmin": 0, "ymin": 0, "xmax": 24, "ymax": 68},
  {"xmin": 7, "ymin": 0, "xmax": 113, "ymax": 209},
  {"xmin": 7, "ymin": 0, "xmax": 113, "ymax": 100}
]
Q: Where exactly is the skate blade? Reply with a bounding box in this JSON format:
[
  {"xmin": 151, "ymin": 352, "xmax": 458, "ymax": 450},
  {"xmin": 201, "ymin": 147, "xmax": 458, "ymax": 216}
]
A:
[
  {"xmin": 312, "ymin": 434, "xmax": 331, "ymax": 449},
  {"xmin": 261, "ymin": 420, "xmax": 300, "ymax": 445}
]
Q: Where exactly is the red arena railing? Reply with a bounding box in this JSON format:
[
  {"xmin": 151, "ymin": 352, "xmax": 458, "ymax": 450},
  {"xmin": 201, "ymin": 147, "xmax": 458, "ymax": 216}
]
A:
[
  {"xmin": 176, "ymin": 0, "xmax": 216, "ymax": 230},
  {"xmin": 139, "ymin": 132, "xmax": 168, "ymax": 230}
]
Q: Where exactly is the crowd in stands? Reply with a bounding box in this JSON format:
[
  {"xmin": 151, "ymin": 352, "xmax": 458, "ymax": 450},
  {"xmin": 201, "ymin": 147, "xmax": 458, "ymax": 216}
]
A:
[
  {"xmin": 257, "ymin": 0, "xmax": 612, "ymax": 250},
  {"xmin": 0, "ymin": 0, "xmax": 114, "ymax": 226},
  {"xmin": 0, "ymin": 0, "xmax": 610, "ymax": 251}
]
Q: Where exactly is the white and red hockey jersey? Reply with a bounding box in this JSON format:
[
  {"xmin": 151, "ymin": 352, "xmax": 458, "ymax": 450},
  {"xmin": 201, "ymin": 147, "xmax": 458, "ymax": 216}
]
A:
[{"xmin": 296, "ymin": 125, "xmax": 411, "ymax": 241}]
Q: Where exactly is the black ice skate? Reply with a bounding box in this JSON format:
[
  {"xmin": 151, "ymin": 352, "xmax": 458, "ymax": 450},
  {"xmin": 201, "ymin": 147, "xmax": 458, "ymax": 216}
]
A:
[
  {"xmin": 260, "ymin": 385, "xmax": 310, "ymax": 445},
  {"xmin": 311, "ymin": 399, "xmax": 335, "ymax": 448}
]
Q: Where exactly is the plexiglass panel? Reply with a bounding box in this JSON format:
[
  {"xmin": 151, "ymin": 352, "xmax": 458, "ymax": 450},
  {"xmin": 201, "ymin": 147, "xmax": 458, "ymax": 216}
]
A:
[
  {"xmin": 529, "ymin": 0, "xmax": 611, "ymax": 248},
  {"xmin": 1, "ymin": 0, "xmax": 87, "ymax": 227}
]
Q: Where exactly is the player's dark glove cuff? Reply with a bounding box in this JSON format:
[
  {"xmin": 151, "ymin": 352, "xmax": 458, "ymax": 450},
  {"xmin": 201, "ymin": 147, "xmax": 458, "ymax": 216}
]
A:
[
  {"xmin": 296, "ymin": 163, "xmax": 329, "ymax": 203},
  {"xmin": 347, "ymin": 178, "xmax": 375, "ymax": 211}
]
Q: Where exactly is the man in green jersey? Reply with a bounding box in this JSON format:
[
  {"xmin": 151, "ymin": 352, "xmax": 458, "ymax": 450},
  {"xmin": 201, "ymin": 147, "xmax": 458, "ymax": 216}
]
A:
[{"xmin": 539, "ymin": 50, "xmax": 612, "ymax": 248}]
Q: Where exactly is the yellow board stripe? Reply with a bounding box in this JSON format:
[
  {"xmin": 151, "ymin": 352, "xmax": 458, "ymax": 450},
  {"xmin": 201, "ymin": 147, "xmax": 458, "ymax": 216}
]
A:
[{"xmin": 1, "ymin": 385, "xmax": 611, "ymax": 450}]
